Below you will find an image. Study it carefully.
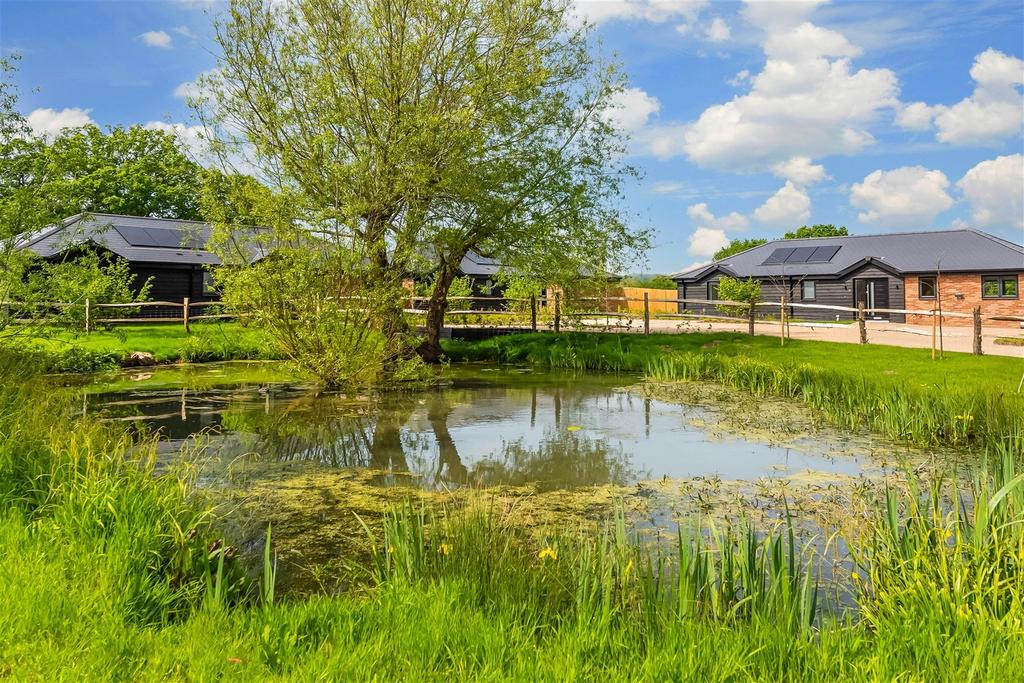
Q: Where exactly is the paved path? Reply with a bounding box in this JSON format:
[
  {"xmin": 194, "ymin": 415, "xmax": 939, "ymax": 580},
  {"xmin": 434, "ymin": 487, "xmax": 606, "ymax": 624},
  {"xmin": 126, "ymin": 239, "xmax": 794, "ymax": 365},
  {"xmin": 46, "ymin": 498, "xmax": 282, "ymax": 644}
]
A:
[{"xmin": 631, "ymin": 318, "xmax": 1024, "ymax": 358}]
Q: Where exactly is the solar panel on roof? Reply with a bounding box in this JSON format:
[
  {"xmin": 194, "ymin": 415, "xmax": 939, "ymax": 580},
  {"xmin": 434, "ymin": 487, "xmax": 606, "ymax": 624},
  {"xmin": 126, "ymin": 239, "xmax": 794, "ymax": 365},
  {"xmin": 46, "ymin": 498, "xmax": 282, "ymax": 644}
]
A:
[
  {"xmin": 807, "ymin": 245, "xmax": 840, "ymax": 263},
  {"xmin": 115, "ymin": 225, "xmax": 190, "ymax": 248},
  {"xmin": 113, "ymin": 226, "xmax": 154, "ymax": 246},
  {"xmin": 786, "ymin": 247, "xmax": 818, "ymax": 263},
  {"xmin": 148, "ymin": 229, "xmax": 184, "ymax": 248},
  {"xmin": 761, "ymin": 247, "xmax": 796, "ymax": 265}
]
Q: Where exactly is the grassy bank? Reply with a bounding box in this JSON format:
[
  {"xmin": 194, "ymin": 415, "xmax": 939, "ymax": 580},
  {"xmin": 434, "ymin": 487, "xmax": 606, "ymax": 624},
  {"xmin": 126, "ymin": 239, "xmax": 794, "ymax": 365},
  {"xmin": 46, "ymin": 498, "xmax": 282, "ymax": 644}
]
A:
[
  {"xmin": 9, "ymin": 322, "xmax": 279, "ymax": 372},
  {"xmin": 445, "ymin": 333, "xmax": 1024, "ymax": 453},
  {"xmin": 1, "ymin": 352, "xmax": 1023, "ymax": 679}
]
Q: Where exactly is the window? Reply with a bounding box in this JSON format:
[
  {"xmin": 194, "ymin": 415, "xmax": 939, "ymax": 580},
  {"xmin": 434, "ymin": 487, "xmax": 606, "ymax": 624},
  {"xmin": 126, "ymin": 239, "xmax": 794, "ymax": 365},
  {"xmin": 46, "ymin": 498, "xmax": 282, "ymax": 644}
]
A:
[
  {"xmin": 801, "ymin": 280, "xmax": 816, "ymax": 301},
  {"xmin": 982, "ymin": 275, "xmax": 1019, "ymax": 299},
  {"xmin": 707, "ymin": 282, "xmax": 719, "ymax": 301},
  {"xmin": 202, "ymin": 271, "xmax": 219, "ymax": 296},
  {"xmin": 918, "ymin": 276, "xmax": 936, "ymax": 299}
]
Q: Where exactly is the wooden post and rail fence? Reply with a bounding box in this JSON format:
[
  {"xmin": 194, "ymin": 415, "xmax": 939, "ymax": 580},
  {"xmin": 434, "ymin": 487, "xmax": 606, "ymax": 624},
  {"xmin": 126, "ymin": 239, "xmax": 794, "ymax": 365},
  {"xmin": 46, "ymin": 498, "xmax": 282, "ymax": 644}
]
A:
[{"xmin": 4, "ymin": 291, "xmax": 1019, "ymax": 357}]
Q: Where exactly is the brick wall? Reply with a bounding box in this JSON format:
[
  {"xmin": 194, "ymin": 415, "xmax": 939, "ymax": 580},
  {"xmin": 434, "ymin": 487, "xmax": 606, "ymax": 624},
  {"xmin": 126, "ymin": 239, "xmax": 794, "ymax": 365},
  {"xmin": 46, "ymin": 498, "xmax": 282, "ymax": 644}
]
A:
[{"xmin": 905, "ymin": 273, "xmax": 1023, "ymax": 327}]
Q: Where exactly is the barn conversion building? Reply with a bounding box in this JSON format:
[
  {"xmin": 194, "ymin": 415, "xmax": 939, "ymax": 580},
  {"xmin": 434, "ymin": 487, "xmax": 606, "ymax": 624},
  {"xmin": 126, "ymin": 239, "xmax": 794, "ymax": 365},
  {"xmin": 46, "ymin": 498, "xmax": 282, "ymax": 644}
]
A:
[
  {"xmin": 17, "ymin": 213, "xmax": 267, "ymax": 304},
  {"xmin": 671, "ymin": 229, "xmax": 1023, "ymax": 325}
]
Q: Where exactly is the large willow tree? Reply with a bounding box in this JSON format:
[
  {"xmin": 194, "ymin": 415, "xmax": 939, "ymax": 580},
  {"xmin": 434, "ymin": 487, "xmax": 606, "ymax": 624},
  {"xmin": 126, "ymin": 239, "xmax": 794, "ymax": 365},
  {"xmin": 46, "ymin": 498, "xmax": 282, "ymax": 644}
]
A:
[{"xmin": 201, "ymin": 0, "xmax": 647, "ymax": 365}]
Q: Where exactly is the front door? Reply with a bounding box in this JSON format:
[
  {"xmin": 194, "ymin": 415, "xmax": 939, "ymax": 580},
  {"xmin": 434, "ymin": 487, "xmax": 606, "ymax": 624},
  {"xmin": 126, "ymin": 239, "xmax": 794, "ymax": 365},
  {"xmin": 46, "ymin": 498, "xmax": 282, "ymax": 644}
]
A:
[{"xmin": 853, "ymin": 278, "xmax": 890, "ymax": 319}]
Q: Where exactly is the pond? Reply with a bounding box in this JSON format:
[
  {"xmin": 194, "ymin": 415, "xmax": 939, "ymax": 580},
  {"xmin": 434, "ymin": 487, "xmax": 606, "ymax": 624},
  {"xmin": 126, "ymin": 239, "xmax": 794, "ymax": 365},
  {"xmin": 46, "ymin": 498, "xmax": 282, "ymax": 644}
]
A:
[
  {"xmin": 84, "ymin": 362, "xmax": 921, "ymax": 596},
  {"xmin": 86, "ymin": 363, "xmax": 892, "ymax": 490}
]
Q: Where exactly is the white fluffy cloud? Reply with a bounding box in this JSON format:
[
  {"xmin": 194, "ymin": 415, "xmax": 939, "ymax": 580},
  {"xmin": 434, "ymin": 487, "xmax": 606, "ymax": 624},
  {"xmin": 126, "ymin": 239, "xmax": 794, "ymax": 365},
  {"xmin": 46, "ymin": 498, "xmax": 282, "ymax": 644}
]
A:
[
  {"xmin": 26, "ymin": 107, "xmax": 94, "ymax": 140},
  {"xmin": 957, "ymin": 154, "xmax": 1024, "ymax": 230},
  {"xmin": 601, "ymin": 87, "xmax": 661, "ymax": 133},
  {"xmin": 687, "ymin": 202, "xmax": 749, "ymax": 232},
  {"xmin": 705, "ymin": 17, "xmax": 730, "ymax": 42},
  {"xmin": 173, "ymin": 69, "xmax": 220, "ymax": 101},
  {"xmin": 139, "ymin": 31, "xmax": 173, "ymax": 49},
  {"xmin": 686, "ymin": 202, "xmax": 748, "ymax": 257},
  {"xmin": 753, "ymin": 181, "xmax": 811, "ymax": 226},
  {"xmin": 572, "ymin": 0, "xmax": 706, "ymax": 25},
  {"xmin": 850, "ymin": 166, "xmax": 954, "ymax": 227},
  {"xmin": 897, "ymin": 49, "xmax": 1024, "ymax": 145},
  {"xmin": 771, "ymin": 156, "xmax": 828, "ymax": 185},
  {"xmin": 677, "ymin": 1, "xmax": 898, "ymax": 169},
  {"xmin": 687, "ymin": 227, "xmax": 731, "ymax": 258}
]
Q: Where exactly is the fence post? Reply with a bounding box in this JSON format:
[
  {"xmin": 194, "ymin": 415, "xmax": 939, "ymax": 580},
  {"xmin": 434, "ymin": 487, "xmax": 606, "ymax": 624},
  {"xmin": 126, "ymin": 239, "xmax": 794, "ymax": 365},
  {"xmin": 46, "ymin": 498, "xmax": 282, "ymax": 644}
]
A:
[
  {"xmin": 553, "ymin": 291, "xmax": 561, "ymax": 333},
  {"xmin": 183, "ymin": 297, "xmax": 190, "ymax": 334},
  {"xmin": 857, "ymin": 303, "xmax": 867, "ymax": 344},
  {"xmin": 779, "ymin": 296, "xmax": 785, "ymax": 346},
  {"xmin": 530, "ymin": 293, "xmax": 537, "ymax": 332},
  {"xmin": 643, "ymin": 292, "xmax": 650, "ymax": 336},
  {"xmin": 84, "ymin": 298, "xmax": 90, "ymax": 334},
  {"xmin": 973, "ymin": 306, "xmax": 982, "ymax": 356},
  {"xmin": 747, "ymin": 302, "xmax": 755, "ymax": 336}
]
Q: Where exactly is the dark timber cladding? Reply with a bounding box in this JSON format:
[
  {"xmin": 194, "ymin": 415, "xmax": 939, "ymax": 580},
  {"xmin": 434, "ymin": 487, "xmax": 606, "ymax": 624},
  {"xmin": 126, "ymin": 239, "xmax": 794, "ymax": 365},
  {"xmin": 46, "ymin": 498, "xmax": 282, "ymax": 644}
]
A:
[
  {"xmin": 15, "ymin": 212, "xmax": 268, "ymax": 306},
  {"xmin": 670, "ymin": 229, "xmax": 1024, "ymax": 323}
]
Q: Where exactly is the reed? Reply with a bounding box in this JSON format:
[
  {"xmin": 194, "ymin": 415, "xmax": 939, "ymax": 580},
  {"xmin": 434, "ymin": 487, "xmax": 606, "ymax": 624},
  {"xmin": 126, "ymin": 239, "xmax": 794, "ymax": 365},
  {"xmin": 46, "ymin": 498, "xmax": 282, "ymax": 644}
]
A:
[{"xmin": 645, "ymin": 351, "xmax": 1022, "ymax": 453}]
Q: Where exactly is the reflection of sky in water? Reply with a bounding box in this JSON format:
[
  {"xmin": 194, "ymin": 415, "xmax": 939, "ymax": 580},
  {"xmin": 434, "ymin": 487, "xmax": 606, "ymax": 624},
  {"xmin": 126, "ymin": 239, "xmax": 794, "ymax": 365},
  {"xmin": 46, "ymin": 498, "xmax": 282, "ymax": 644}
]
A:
[{"xmin": 88, "ymin": 366, "xmax": 883, "ymax": 490}]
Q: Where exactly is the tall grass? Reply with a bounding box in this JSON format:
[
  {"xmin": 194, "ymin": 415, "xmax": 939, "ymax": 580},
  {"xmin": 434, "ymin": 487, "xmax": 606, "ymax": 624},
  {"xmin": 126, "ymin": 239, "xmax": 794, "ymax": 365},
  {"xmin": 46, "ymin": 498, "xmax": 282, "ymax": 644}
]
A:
[{"xmin": 647, "ymin": 352, "xmax": 1022, "ymax": 453}]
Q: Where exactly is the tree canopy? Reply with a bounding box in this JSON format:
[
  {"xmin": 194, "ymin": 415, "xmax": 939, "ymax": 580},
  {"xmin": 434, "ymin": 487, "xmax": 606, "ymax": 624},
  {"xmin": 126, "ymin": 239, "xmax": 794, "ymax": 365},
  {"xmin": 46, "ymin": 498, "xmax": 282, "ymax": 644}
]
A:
[
  {"xmin": 783, "ymin": 224, "xmax": 848, "ymax": 239},
  {"xmin": 200, "ymin": 0, "xmax": 647, "ymax": 371}
]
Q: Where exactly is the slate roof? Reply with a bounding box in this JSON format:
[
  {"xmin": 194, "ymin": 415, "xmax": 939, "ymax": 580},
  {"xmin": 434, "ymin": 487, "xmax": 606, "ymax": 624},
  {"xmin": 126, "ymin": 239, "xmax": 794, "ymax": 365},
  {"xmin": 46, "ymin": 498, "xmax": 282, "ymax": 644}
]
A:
[
  {"xmin": 17, "ymin": 213, "xmax": 268, "ymax": 266},
  {"xmin": 458, "ymin": 251, "xmax": 503, "ymax": 277},
  {"xmin": 671, "ymin": 229, "xmax": 1024, "ymax": 281}
]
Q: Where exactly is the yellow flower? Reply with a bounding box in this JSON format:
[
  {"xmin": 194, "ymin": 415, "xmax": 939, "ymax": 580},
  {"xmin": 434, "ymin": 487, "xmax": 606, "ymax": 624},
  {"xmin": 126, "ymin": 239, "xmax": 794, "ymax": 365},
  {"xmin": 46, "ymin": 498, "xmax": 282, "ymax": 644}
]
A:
[
  {"xmin": 567, "ymin": 426, "xmax": 582, "ymax": 432},
  {"xmin": 624, "ymin": 559, "xmax": 634, "ymax": 579},
  {"xmin": 386, "ymin": 546, "xmax": 395, "ymax": 555},
  {"xmin": 538, "ymin": 546, "xmax": 558, "ymax": 561},
  {"xmin": 438, "ymin": 543, "xmax": 452, "ymax": 556}
]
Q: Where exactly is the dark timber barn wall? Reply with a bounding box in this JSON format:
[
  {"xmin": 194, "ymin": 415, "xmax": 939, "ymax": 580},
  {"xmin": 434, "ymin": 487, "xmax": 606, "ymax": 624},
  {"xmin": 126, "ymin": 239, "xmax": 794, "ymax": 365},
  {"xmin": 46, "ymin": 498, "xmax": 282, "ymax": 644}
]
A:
[
  {"xmin": 130, "ymin": 264, "xmax": 215, "ymax": 303},
  {"xmin": 677, "ymin": 264, "xmax": 906, "ymax": 323}
]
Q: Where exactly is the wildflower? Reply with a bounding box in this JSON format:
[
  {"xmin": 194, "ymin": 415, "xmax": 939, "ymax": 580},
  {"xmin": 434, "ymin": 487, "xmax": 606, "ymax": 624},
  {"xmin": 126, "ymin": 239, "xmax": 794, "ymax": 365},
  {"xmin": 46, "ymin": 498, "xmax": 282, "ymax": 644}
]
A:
[
  {"xmin": 538, "ymin": 546, "xmax": 557, "ymax": 561},
  {"xmin": 438, "ymin": 543, "xmax": 452, "ymax": 556},
  {"xmin": 386, "ymin": 546, "xmax": 395, "ymax": 555},
  {"xmin": 567, "ymin": 425, "xmax": 582, "ymax": 432},
  {"xmin": 851, "ymin": 572, "xmax": 861, "ymax": 582},
  {"xmin": 624, "ymin": 559, "xmax": 634, "ymax": 579}
]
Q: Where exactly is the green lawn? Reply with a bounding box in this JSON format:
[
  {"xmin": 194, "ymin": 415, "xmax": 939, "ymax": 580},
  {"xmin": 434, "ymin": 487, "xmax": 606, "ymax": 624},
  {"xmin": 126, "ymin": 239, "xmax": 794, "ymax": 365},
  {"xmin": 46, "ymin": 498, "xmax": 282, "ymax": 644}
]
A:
[
  {"xmin": 11, "ymin": 321, "xmax": 279, "ymax": 371},
  {"xmin": 445, "ymin": 331, "xmax": 1021, "ymax": 393}
]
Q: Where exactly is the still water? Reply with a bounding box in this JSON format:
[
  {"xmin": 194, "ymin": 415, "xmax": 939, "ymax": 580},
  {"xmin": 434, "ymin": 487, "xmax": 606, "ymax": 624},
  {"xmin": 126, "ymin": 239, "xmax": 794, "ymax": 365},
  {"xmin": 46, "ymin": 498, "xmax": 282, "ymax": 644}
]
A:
[{"xmin": 87, "ymin": 364, "xmax": 885, "ymax": 489}]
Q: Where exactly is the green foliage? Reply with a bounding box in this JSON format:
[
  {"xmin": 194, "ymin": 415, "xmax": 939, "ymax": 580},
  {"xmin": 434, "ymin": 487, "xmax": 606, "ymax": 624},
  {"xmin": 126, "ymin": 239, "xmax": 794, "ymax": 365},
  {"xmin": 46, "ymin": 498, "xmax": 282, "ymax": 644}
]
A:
[
  {"xmin": 202, "ymin": 0, "xmax": 648, "ymax": 360},
  {"xmin": 216, "ymin": 247, "xmax": 430, "ymax": 387},
  {"xmin": 619, "ymin": 274, "xmax": 677, "ymax": 289},
  {"xmin": 715, "ymin": 276, "xmax": 762, "ymax": 317},
  {"xmin": 784, "ymin": 224, "xmax": 848, "ymax": 239},
  {"xmin": 414, "ymin": 274, "xmax": 472, "ymax": 300},
  {"xmin": 713, "ymin": 238, "xmax": 767, "ymax": 261}
]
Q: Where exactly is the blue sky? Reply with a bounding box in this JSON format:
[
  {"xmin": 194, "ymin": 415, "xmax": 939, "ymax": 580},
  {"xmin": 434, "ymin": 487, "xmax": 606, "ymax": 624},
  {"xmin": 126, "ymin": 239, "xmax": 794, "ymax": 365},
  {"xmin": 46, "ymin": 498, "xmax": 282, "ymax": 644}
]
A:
[{"xmin": 2, "ymin": 0, "xmax": 1022, "ymax": 274}]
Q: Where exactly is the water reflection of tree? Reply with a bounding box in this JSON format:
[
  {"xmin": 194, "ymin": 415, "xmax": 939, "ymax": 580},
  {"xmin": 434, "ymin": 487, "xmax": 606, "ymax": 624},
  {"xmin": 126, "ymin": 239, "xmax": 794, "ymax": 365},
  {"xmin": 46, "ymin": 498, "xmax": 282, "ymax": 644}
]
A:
[
  {"xmin": 100, "ymin": 382, "xmax": 638, "ymax": 490},
  {"xmin": 468, "ymin": 428, "xmax": 634, "ymax": 490}
]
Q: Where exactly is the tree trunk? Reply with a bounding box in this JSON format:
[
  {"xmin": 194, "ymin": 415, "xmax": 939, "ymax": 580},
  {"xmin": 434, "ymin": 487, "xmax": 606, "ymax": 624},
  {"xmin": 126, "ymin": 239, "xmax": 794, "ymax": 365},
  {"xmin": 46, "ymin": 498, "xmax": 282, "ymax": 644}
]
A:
[{"xmin": 416, "ymin": 261, "xmax": 458, "ymax": 363}]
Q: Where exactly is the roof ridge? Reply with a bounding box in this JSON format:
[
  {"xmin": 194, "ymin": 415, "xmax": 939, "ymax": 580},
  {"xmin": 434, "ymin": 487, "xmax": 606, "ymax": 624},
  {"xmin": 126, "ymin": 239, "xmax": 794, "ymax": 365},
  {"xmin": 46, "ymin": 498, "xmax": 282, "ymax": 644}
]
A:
[{"xmin": 962, "ymin": 227, "xmax": 1024, "ymax": 253}]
